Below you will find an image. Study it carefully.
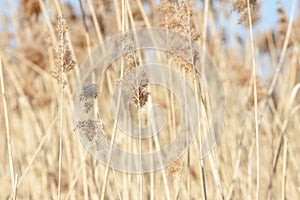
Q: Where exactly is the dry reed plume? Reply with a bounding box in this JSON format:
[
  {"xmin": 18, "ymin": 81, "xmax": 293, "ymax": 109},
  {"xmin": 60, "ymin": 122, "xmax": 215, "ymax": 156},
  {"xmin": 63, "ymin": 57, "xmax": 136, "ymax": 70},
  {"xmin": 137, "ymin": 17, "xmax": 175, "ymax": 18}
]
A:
[{"xmin": 0, "ymin": 0, "xmax": 299, "ymax": 199}]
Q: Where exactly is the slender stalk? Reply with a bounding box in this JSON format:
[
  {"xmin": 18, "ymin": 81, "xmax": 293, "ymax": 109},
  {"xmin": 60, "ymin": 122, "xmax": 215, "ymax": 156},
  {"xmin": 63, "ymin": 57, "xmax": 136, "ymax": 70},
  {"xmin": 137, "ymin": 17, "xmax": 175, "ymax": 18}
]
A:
[
  {"xmin": 248, "ymin": 138, "xmax": 255, "ymax": 200},
  {"xmin": 0, "ymin": 57, "xmax": 15, "ymax": 197},
  {"xmin": 198, "ymin": 0, "xmax": 209, "ymax": 198},
  {"xmin": 136, "ymin": 0, "xmax": 151, "ymax": 27},
  {"xmin": 209, "ymin": 154, "xmax": 224, "ymax": 199},
  {"xmin": 112, "ymin": 164, "xmax": 122, "ymax": 200},
  {"xmin": 226, "ymin": 117, "xmax": 249, "ymax": 200},
  {"xmin": 100, "ymin": 1, "xmax": 126, "ymax": 199},
  {"xmin": 100, "ymin": 90, "xmax": 121, "ymax": 200},
  {"xmin": 37, "ymin": 0, "xmax": 56, "ymax": 44},
  {"xmin": 182, "ymin": 1, "xmax": 193, "ymax": 197},
  {"xmin": 55, "ymin": 16, "xmax": 76, "ymax": 197},
  {"xmin": 194, "ymin": 76, "xmax": 207, "ymax": 200},
  {"xmin": 147, "ymin": 97, "xmax": 171, "ymax": 200},
  {"xmin": 201, "ymin": 0, "xmax": 209, "ymax": 72},
  {"xmin": 17, "ymin": 117, "xmax": 59, "ymax": 187},
  {"xmin": 80, "ymin": 146, "xmax": 89, "ymax": 200},
  {"xmin": 65, "ymin": 151, "xmax": 87, "ymax": 200},
  {"xmin": 281, "ymin": 137, "xmax": 288, "ymax": 200},
  {"xmin": 246, "ymin": 1, "xmax": 259, "ymax": 199},
  {"xmin": 86, "ymin": 0, "xmax": 103, "ymax": 43},
  {"xmin": 138, "ymin": 107, "xmax": 143, "ymax": 200},
  {"xmin": 113, "ymin": 0, "xmax": 122, "ymax": 31},
  {"xmin": 13, "ymin": 173, "xmax": 18, "ymax": 200},
  {"xmin": 258, "ymin": 0, "xmax": 297, "ymax": 122},
  {"xmin": 57, "ymin": 46, "xmax": 64, "ymax": 200}
]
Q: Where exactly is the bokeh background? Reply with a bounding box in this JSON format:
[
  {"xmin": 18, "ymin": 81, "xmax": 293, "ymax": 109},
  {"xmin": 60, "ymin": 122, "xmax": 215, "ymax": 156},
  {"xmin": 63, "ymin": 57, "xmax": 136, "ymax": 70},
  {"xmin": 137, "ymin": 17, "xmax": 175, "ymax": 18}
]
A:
[{"xmin": 0, "ymin": 0, "xmax": 300, "ymax": 199}]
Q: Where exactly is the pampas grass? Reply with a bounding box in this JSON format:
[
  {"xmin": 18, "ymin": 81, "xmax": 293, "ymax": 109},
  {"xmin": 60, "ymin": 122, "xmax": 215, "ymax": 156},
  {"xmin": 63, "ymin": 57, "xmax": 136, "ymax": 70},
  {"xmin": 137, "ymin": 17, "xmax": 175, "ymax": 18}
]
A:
[{"xmin": 0, "ymin": 0, "xmax": 300, "ymax": 199}]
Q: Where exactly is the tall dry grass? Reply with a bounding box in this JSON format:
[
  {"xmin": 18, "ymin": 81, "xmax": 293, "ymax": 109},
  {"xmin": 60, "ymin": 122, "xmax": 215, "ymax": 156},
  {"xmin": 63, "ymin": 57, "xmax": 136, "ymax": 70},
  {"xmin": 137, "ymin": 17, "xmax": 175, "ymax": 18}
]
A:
[{"xmin": 0, "ymin": 0, "xmax": 300, "ymax": 199}]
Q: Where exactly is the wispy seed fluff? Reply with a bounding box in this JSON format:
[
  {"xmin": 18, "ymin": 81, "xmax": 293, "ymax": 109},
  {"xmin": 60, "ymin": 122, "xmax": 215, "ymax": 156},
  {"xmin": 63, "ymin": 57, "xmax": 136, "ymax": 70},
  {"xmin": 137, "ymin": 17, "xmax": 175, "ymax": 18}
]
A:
[
  {"xmin": 52, "ymin": 15, "xmax": 76, "ymax": 85},
  {"xmin": 118, "ymin": 34, "xmax": 150, "ymax": 108},
  {"xmin": 231, "ymin": 0, "xmax": 259, "ymax": 24},
  {"xmin": 159, "ymin": 0, "xmax": 199, "ymax": 73},
  {"xmin": 117, "ymin": 69, "xmax": 150, "ymax": 108}
]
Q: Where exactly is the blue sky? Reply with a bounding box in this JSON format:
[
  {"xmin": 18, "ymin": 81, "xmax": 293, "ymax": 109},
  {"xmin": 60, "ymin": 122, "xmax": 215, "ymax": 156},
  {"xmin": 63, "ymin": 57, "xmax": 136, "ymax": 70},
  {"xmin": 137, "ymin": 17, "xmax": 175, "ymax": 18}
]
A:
[{"xmin": 257, "ymin": 0, "xmax": 293, "ymax": 31}]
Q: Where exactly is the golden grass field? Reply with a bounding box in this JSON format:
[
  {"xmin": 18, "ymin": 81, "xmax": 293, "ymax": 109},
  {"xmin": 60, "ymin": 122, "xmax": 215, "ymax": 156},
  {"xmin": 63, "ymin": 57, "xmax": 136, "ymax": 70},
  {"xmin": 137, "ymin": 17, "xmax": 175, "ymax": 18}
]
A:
[{"xmin": 0, "ymin": 0, "xmax": 300, "ymax": 199}]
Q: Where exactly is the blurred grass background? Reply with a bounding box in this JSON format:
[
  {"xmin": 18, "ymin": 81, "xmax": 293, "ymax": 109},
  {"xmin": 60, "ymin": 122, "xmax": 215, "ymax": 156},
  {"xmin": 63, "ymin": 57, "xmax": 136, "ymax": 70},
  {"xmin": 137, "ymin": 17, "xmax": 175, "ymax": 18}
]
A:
[{"xmin": 0, "ymin": 0, "xmax": 300, "ymax": 199}]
